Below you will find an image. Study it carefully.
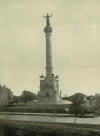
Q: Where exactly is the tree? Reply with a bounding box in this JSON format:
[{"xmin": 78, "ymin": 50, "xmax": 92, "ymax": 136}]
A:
[
  {"xmin": 7, "ymin": 88, "xmax": 13, "ymax": 104},
  {"xmin": 69, "ymin": 93, "xmax": 86, "ymax": 124},
  {"xmin": 13, "ymin": 95, "xmax": 22, "ymax": 104},
  {"xmin": 93, "ymin": 94, "xmax": 100, "ymax": 115},
  {"xmin": 21, "ymin": 90, "xmax": 37, "ymax": 103},
  {"xmin": 0, "ymin": 85, "xmax": 13, "ymax": 105}
]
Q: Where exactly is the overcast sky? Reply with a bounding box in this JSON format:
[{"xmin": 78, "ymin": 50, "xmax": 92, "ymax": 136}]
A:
[{"xmin": 0, "ymin": 0, "xmax": 100, "ymax": 96}]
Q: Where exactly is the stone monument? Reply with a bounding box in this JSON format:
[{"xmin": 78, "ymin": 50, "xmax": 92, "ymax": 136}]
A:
[{"xmin": 38, "ymin": 14, "xmax": 61, "ymax": 102}]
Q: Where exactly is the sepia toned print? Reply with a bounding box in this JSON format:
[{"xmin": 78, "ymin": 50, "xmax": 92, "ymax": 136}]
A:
[{"xmin": 0, "ymin": 0, "xmax": 100, "ymax": 136}]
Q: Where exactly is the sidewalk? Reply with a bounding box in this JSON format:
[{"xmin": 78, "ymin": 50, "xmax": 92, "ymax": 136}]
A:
[{"xmin": 0, "ymin": 112, "xmax": 70, "ymax": 117}]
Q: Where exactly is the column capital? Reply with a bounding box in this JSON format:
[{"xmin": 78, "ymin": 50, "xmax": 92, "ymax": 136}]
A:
[{"xmin": 44, "ymin": 25, "xmax": 52, "ymax": 33}]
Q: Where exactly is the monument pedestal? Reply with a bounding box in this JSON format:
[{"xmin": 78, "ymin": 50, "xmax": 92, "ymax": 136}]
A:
[{"xmin": 38, "ymin": 75, "xmax": 61, "ymax": 102}]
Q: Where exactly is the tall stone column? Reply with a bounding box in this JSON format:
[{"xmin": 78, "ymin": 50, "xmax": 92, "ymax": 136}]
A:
[
  {"xmin": 38, "ymin": 14, "xmax": 61, "ymax": 102},
  {"xmin": 44, "ymin": 14, "xmax": 53, "ymax": 78}
]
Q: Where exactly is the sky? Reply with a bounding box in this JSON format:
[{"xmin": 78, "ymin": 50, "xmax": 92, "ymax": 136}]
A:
[{"xmin": 0, "ymin": 0, "xmax": 100, "ymax": 96}]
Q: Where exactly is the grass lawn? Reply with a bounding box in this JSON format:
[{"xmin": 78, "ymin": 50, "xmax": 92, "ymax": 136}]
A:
[{"xmin": 0, "ymin": 120, "xmax": 100, "ymax": 136}]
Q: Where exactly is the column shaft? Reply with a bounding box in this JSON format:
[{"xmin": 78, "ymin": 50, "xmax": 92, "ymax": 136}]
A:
[{"xmin": 46, "ymin": 33, "xmax": 53, "ymax": 78}]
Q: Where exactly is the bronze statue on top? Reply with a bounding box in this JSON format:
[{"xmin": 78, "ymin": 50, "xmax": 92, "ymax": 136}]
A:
[{"xmin": 44, "ymin": 13, "xmax": 52, "ymax": 26}]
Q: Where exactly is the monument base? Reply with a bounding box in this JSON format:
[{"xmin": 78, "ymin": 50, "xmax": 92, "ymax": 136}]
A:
[{"xmin": 38, "ymin": 75, "xmax": 61, "ymax": 102}]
